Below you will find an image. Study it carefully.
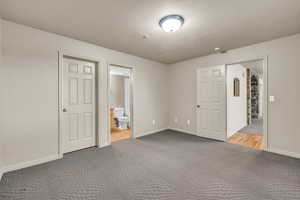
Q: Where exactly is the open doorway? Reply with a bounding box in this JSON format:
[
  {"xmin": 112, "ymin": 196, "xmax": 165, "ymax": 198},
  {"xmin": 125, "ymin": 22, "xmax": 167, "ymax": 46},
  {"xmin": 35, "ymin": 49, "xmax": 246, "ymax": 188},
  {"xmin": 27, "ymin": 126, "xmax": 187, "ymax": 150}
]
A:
[
  {"xmin": 226, "ymin": 59, "xmax": 265, "ymax": 150},
  {"xmin": 109, "ymin": 65, "xmax": 132, "ymax": 143}
]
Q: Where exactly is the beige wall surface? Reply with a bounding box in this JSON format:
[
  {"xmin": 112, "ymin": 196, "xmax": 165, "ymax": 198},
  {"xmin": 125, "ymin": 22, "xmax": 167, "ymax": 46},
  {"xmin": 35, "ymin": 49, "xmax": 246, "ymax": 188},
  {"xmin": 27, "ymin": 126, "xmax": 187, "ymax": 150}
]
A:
[
  {"xmin": 110, "ymin": 75, "xmax": 125, "ymax": 108},
  {"xmin": 0, "ymin": 20, "xmax": 169, "ymax": 167},
  {"xmin": 0, "ymin": 18, "xmax": 4, "ymax": 175},
  {"xmin": 168, "ymin": 33, "xmax": 300, "ymax": 156}
]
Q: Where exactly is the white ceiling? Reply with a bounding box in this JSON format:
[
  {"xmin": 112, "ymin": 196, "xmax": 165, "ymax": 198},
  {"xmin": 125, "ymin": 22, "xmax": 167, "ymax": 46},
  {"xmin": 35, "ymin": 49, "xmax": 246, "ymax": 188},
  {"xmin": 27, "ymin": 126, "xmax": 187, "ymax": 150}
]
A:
[{"xmin": 1, "ymin": 0, "xmax": 300, "ymax": 64}]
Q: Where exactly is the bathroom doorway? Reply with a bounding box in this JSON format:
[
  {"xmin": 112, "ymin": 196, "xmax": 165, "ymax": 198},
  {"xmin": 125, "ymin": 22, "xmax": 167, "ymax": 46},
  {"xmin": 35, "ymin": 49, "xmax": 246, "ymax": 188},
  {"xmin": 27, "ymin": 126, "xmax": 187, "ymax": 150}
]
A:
[
  {"xmin": 109, "ymin": 64, "xmax": 133, "ymax": 143},
  {"xmin": 226, "ymin": 59, "xmax": 267, "ymax": 150}
]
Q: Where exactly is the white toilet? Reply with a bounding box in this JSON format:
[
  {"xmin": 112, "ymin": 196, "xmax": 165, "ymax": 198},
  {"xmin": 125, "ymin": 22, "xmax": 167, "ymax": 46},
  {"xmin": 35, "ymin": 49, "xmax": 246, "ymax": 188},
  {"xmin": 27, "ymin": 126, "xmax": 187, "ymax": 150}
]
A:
[
  {"xmin": 118, "ymin": 116, "xmax": 130, "ymax": 130},
  {"xmin": 113, "ymin": 108, "xmax": 130, "ymax": 130}
]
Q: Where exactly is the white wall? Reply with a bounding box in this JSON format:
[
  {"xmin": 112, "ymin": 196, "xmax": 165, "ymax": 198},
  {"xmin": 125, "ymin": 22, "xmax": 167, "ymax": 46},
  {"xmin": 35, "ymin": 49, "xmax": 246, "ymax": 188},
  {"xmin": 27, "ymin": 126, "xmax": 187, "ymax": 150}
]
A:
[
  {"xmin": 124, "ymin": 77, "xmax": 130, "ymax": 118},
  {"xmin": 0, "ymin": 20, "xmax": 169, "ymax": 168},
  {"xmin": 110, "ymin": 75, "xmax": 125, "ymax": 108},
  {"xmin": 0, "ymin": 18, "xmax": 4, "ymax": 178},
  {"xmin": 169, "ymin": 33, "xmax": 300, "ymax": 157},
  {"xmin": 227, "ymin": 64, "xmax": 247, "ymax": 138}
]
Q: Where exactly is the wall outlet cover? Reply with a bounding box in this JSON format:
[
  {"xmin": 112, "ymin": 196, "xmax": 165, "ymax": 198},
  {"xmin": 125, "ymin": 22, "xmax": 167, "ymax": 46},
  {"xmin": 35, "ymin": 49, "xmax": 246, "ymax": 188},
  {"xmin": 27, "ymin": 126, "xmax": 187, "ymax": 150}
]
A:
[{"xmin": 174, "ymin": 117, "xmax": 178, "ymax": 123}]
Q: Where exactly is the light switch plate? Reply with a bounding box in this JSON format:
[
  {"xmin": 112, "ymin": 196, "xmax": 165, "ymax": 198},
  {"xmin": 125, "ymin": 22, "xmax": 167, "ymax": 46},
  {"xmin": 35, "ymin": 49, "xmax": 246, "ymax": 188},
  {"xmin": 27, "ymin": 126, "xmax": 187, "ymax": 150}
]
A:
[{"xmin": 269, "ymin": 96, "xmax": 275, "ymax": 102}]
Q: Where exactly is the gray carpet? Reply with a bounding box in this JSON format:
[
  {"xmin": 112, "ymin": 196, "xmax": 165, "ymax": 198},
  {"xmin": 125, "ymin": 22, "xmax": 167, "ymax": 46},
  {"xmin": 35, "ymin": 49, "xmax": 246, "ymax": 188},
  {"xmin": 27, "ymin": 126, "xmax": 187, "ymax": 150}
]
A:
[
  {"xmin": 239, "ymin": 119, "xmax": 263, "ymax": 135},
  {"xmin": 1, "ymin": 130, "xmax": 300, "ymax": 200}
]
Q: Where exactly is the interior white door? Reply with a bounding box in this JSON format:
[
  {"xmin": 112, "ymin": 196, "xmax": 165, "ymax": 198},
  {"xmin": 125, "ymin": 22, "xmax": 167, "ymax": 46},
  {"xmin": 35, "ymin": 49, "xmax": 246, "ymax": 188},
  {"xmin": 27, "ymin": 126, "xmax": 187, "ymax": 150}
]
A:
[
  {"xmin": 62, "ymin": 57, "xmax": 96, "ymax": 153},
  {"xmin": 196, "ymin": 65, "xmax": 226, "ymax": 141}
]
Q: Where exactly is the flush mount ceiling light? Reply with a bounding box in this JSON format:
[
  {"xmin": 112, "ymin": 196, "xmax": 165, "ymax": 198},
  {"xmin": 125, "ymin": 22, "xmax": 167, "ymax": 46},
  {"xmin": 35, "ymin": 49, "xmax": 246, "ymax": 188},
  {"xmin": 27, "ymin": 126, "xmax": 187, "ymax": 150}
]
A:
[
  {"xmin": 159, "ymin": 15, "xmax": 184, "ymax": 33},
  {"xmin": 214, "ymin": 47, "xmax": 227, "ymax": 54},
  {"xmin": 214, "ymin": 47, "xmax": 221, "ymax": 52}
]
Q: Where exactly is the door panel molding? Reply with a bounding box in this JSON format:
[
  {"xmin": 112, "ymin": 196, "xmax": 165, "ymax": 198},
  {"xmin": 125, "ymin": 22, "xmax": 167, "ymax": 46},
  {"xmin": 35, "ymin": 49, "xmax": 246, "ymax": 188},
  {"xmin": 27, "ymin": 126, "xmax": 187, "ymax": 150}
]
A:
[
  {"xmin": 196, "ymin": 65, "xmax": 226, "ymax": 141},
  {"xmin": 58, "ymin": 51, "xmax": 106, "ymax": 158},
  {"xmin": 61, "ymin": 57, "xmax": 96, "ymax": 153}
]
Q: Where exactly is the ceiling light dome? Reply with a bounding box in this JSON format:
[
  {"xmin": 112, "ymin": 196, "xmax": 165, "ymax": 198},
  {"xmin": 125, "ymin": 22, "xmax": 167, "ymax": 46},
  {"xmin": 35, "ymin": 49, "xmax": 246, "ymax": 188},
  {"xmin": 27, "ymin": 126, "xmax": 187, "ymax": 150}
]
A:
[{"xmin": 159, "ymin": 15, "xmax": 184, "ymax": 33}]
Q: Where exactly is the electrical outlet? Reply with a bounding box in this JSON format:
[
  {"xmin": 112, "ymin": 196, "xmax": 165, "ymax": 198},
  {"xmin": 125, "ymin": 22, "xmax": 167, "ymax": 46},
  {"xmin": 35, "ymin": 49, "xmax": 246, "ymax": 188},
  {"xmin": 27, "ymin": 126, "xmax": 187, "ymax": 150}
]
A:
[
  {"xmin": 174, "ymin": 117, "xmax": 178, "ymax": 123},
  {"xmin": 152, "ymin": 120, "xmax": 156, "ymax": 125},
  {"xmin": 187, "ymin": 120, "xmax": 190, "ymax": 125}
]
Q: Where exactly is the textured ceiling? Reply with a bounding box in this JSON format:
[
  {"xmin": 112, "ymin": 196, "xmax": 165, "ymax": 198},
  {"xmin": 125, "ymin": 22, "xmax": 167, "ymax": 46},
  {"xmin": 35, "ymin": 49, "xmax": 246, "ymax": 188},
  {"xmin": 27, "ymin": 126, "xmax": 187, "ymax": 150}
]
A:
[{"xmin": 0, "ymin": 0, "xmax": 300, "ymax": 64}]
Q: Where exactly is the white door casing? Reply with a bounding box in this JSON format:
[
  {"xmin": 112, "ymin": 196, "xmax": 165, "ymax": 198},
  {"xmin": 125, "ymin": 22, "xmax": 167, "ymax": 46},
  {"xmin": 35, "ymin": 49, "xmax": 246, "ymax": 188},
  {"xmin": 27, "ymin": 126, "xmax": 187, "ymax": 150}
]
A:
[
  {"xmin": 196, "ymin": 65, "xmax": 226, "ymax": 141},
  {"xmin": 62, "ymin": 57, "xmax": 96, "ymax": 153}
]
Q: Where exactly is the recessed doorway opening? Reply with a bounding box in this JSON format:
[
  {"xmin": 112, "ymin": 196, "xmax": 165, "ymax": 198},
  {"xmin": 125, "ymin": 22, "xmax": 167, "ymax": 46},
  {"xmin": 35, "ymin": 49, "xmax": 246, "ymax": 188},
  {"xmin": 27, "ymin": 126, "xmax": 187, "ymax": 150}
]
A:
[
  {"xmin": 226, "ymin": 59, "xmax": 267, "ymax": 150},
  {"xmin": 109, "ymin": 65, "xmax": 133, "ymax": 143}
]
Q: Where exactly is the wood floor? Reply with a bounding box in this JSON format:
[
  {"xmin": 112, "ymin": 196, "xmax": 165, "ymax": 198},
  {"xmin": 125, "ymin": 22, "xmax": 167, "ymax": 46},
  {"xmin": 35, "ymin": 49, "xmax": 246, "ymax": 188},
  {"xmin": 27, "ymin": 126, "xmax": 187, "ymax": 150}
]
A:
[
  {"xmin": 228, "ymin": 132, "xmax": 263, "ymax": 150},
  {"xmin": 111, "ymin": 128, "xmax": 131, "ymax": 142}
]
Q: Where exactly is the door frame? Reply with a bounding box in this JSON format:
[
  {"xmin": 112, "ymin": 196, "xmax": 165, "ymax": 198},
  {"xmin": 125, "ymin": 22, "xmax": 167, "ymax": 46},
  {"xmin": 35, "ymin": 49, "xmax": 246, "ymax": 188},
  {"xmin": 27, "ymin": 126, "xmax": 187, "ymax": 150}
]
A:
[
  {"xmin": 225, "ymin": 56, "xmax": 268, "ymax": 151},
  {"xmin": 107, "ymin": 63, "xmax": 134, "ymax": 144},
  {"xmin": 58, "ymin": 51, "xmax": 104, "ymax": 158}
]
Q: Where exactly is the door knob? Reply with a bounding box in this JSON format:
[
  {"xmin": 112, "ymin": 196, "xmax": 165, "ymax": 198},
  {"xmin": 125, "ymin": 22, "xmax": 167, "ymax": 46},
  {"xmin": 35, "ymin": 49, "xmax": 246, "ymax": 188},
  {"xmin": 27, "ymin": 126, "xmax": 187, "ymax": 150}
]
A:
[
  {"xmin": 197, "ymin": 105, "xmax": 200, "ymax": 108},
  {"xmin": 62, "ymin": 108, "xmax": 67, "ymax": 112}
]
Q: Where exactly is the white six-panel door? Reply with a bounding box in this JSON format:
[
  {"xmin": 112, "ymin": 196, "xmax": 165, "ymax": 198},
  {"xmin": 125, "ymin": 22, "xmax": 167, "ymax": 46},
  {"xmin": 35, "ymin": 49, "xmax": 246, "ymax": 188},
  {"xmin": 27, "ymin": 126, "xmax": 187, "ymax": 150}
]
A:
[
  {"xmin": 62, "ymin": 57, "xmax": 96, "ymax": 153},
  {"xmin": 196, "ymin": 65, "xmax": 226, "ymax": 141}
]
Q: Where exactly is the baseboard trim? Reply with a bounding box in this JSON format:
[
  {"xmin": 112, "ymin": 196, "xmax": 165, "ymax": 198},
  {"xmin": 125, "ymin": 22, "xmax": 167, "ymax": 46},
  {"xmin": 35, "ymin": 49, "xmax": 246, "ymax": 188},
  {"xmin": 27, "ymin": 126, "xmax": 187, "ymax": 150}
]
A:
[
  {"xmin": 58, "ymin": 154, "xmax": 64, "ymax": 159},
  {"xmin": 98, "ymin": 143, "xmax": 111, "ymax": 148},
  {"xmin": 0, "ymin": 169, "xmax": 3, "ymax": 181},
  {"xmin": 268, "ymin": 148, "xmax": 300, "ymax": 159},
  {"xmin": 136, "ymin": 128, "xmax": 168, "ymax": 138},
  {"xmin": 168, "ymin": 127, "xmax": 198, "ymax": 136},
  {"xmin": 2, "ymin": 154, "xmax": 61, "ymax": 173}
]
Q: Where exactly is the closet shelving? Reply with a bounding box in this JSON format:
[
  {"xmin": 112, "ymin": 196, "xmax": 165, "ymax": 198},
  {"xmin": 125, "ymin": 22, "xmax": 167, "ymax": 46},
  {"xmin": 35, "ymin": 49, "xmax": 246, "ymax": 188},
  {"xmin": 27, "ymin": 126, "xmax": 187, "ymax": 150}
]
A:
[{"xmin": 251, "ymin": 74, "xmax": 259, "ymax": 119}]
